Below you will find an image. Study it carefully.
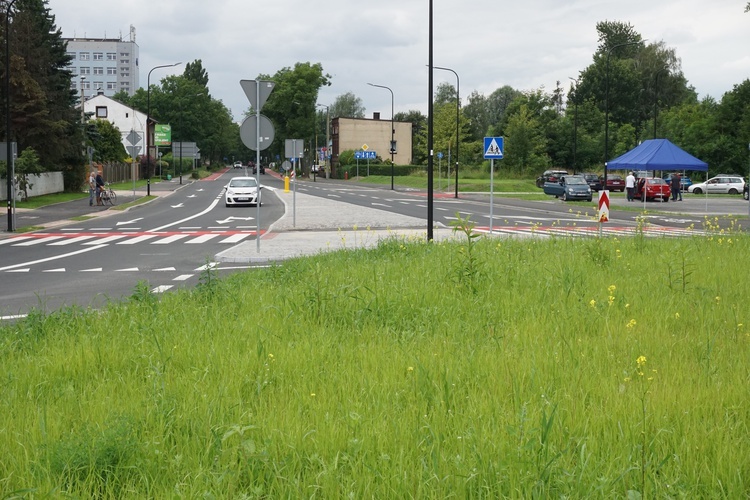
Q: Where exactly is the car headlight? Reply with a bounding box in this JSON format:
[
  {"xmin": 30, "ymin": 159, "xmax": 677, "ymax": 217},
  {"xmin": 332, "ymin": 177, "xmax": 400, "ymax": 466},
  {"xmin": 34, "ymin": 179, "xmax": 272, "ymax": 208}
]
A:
[{"xmin": 227, "ymin": 189, "xmax": 235, "ymax": 196}]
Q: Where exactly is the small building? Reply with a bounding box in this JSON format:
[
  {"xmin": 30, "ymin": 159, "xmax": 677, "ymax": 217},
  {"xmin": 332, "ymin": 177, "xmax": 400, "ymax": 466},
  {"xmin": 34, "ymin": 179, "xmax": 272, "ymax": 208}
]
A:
[
  {"xmin": 83, "ymin": 92, "xmax": 147, "ymax": 157},
  {"xmin": 331, "ymin": 113, "xmax": 413, "ymax": 168}
]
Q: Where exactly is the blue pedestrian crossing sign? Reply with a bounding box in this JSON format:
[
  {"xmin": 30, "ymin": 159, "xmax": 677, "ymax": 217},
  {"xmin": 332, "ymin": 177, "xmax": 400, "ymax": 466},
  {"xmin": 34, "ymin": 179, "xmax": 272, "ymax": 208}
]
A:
[{"xmin": 483, "ymin": 137, "xmax": 504, "ymax": 159}]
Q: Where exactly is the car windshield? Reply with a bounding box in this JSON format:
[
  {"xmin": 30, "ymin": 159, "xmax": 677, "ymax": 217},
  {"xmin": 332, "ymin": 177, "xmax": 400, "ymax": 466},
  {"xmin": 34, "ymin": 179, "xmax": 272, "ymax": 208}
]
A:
[
  {"xmin": 565, "ymin": 177, "xmax": 587, "ymax": 185},
  {"xmin": 647, "ymin": 178, "xmax": 666, "ymax": 185},
  {"xmin": 229, "ymin": 179, "xmax": 258, "ymax": 188},
  {"xmin": 609, "ymin": 175, "xmax": 622, "ymax": 181}
]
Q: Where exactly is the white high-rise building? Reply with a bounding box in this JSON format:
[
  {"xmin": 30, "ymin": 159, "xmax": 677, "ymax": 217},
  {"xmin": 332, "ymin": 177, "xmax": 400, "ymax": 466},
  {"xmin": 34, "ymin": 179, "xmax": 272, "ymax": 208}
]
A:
[{"xmin": 64, "ymin": 25, "xmax": 139, "ymax": 98}]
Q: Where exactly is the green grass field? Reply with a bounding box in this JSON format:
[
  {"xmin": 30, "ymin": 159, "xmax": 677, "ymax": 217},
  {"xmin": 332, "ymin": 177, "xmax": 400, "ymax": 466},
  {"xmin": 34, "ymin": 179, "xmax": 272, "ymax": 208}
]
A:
[{"xmin": 1, "ymin": 220, "xmax": 749, "ymax": 497}]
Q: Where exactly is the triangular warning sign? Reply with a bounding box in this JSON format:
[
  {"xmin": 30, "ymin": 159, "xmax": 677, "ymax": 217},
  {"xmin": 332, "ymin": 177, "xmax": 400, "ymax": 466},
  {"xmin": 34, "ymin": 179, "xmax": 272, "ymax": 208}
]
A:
[{"xmin": 485, "ymin": 139, "xmax": 503, "ymax": 158}]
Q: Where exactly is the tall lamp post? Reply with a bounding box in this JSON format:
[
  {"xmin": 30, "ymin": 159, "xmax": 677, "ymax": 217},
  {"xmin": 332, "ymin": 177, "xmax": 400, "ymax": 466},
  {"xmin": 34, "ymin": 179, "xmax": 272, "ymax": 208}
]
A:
[
  {"xmin": 653, "ymin": 67, "xmax": 668, "ymax": 139},
  {"xmin": 146, "ymin": 62, "xmax": 181, "ymax": 196},
  {"xmin": 434, "ymin": 65, "xmax": 460, "ymax": 198},
  {"xmin": 5, "ymin": 0, "xmax": 18, "ymax": 232},
  {"xmin": 316, "ymin": 103, "xmax": 330, "ymax": 179},
  {"xmin": 367, "ymin": 82, "xmax": 395, "ymax": 190},
  {"xmin": 604, "ymin": 40, "xmax": 643, "ymax": 188},
  {"xmin": 568, "ymin": 77, "xmax": 579, "ymax": 173}
]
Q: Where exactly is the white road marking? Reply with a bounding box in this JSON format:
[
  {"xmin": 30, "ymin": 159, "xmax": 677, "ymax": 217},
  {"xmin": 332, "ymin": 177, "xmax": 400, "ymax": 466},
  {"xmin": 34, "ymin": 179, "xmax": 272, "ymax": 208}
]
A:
[
  {"xmin": 154, "ymin": 267, "xmax": 177, "ymax": 271},
  {"xmin": 43, "ymin": 268, "xmax": 66, "ymax": 272},
  {"xmin": 49, "ymin": 236, "xmax": 97, "ymax": 246},
  {"xmin": 151, "ymin": 285, "xmax": 173, "ymax": 293},
  {"xmin": 151, "ymin": 234, "xmax": 190, "ymax": 244},
  {"xmin": 115, "ymin": 267, "xmax": 139, "ymax": 272},
  {"xmin": 219, "ymin": 233, "xmax": 251, "ymax": 243},
  {"xmin": 173, "ymin": 274, "xmax": 193, "ymax": 281},
  {"xmin": 13, "ymin": 236, "xmax": 65, "ymax": 246},
  {"xmin": 116, "ymin": 235, "xmax": 159, "ymax": 245},
  {"xmin": 186, "ymin": 234, "xmax": 220, "ymax": 244},
  {"xmin": 0, "ymin": 244, "xmax": 108, "ymax": 272},
  {"xmin": 84, "ymin": 235, "xmax": 127, "ymax": 245}
]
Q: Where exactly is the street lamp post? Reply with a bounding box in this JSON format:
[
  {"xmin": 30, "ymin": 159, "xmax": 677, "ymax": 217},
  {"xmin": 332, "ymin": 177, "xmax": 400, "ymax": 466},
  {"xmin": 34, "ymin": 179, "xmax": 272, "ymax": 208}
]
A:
[
  {"xmin": 316, "ymin": 103, "xmax": 330, "ymax": 179},
  {"xmin": 653, "ymin": 67, "xmax": 668, "ymax": 139},
  {"xmin": 146, "ymin": 62, "xmax": 181, "ymax": 196},
  {"xmin": 5, "ymin": 0, "xmax": 18, "ymax": 232},
  {"xmin": 434, "ymin": 66, "xmax": 460, "ymax": 198},
  {"xmin": 604, "ymin": 40, "xmax": 643, "ymax": 188},
  {"xmin": 367, "ymin": 82, "xmax": 395, "ymax": 190},
  {"xmin": 569, "ymin": 77, "xmax": 579, "ymax": 173}
]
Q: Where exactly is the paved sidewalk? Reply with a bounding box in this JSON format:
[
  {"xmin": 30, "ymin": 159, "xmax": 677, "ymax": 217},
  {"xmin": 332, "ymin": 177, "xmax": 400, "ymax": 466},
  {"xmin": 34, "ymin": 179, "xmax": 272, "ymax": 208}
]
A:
[{"xmin": 216, "ymin": 187, "xmax": 459, "ymax": 264}]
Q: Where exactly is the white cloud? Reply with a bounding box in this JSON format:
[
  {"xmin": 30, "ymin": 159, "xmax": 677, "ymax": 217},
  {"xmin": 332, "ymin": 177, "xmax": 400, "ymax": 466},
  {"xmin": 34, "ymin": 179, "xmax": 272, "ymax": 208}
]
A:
[{"xmin": 49, "ymin": 0, "xmax": 750, "ymax": 120}]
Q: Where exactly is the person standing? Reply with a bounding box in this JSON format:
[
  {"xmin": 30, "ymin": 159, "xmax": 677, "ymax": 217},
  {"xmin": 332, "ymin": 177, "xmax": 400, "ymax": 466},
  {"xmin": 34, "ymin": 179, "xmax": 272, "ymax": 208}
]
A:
[
  {"xmin": 88, "ymin": 171, "xmax": 96, "ymax": 206},
  {"xmin": 95, "ymin": 171, "xmax": 105, "ymax": 205},
  {"xmin": 671, "ymin": 172, "xmax": 682, "ymax": 201},
  {"xmin": 625, "ymin": 171, "xmax": 636, "ymax": 202}
]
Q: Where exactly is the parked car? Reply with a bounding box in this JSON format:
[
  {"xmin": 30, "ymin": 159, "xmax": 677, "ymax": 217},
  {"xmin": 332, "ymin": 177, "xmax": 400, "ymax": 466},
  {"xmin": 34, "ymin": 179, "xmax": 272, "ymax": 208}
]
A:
[
  {"xmin": 600, "ymin": 174, "xmax": 626, "ymax": 192},
  {"xmin": 232, "ymin": 161, "xmax": 243, "ymax": 169},
  {"xmin": 252, "ymin": 163, "xmax": 266, "ymax": 174},
  {"xmin": 634, "ymin": 177, "xmax": 670, "ymax": 202},
  {"xmin": 687, "ymin": 175, "xmax": 745, "ymax": 195},
  {"xmin": 536, "ymin": 169, "xmax": 569, "ymax": 188},
  {"xmin": 543, "ymin": 175, "xmax": 592, "ymax": 202},
  {"xmin": 582, "ymin": 173, "xmax": 603, "ymax": 191},
  {"xmin": 663, "ymin": 174, "xmax": 692, "ymax": 191},
  {"xmin": 225, "ymin": 176, "xmax": 262, "ymax": 207}
]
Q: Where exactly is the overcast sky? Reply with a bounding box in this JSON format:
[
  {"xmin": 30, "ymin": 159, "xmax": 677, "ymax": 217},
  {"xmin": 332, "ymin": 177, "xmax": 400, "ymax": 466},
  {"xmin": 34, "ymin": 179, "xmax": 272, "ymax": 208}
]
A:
[{"xmin": 49, "ymin": 0, "xmax": 750, "ymax": 122}]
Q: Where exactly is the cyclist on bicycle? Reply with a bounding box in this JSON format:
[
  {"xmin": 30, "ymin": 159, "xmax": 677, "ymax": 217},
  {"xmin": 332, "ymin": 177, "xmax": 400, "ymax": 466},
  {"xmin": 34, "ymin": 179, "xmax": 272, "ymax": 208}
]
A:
[{"xmin": 95, "ymin": 172, "xmax": 105, "ymax": 205}]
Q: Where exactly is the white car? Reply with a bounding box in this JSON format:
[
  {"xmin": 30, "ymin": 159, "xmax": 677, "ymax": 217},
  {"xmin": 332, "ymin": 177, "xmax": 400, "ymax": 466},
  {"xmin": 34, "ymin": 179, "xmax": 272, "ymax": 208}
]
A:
[
  {"xmin": 225, "ymin": 177, "xmax": 262, "ymax": 207},
  {"xmin": 232, "ymin": 161, "xmax": 243, "ymax": 169},
  {"xmin": 688, "ymin": 175, "xmax": 745, "ymax": 195}
]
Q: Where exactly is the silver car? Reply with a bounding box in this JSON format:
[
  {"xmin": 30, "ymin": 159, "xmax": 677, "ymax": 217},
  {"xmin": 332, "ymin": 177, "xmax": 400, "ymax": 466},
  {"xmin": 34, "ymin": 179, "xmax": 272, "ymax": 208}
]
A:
[
  {"xmin": 225, "ymin": 177, "xmax": 262, "ymax": 207},
  {"xmin": 688, "ymin": 175, "xmax": 745, "ymax": 195}
]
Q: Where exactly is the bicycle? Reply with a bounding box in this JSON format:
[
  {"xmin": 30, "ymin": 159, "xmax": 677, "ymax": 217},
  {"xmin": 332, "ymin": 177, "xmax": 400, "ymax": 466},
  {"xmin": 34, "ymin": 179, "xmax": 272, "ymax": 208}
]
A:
[{"xmin": 100, "ymin": 183, "xmax": 117, "ymax": 205}]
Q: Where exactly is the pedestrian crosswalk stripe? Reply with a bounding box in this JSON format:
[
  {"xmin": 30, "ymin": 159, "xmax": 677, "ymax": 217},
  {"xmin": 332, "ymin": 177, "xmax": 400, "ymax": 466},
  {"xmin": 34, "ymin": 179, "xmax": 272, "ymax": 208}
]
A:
[
  {"xmin": 117, "ymin": 235, "xmax": 159, "ymax": 245},
  {"xmin": 49, "ymin": 236, "xmax": 97, "ymax": 246},
  {"xmin": 14, "ymin": 236, "xmax": 65, "ymax": 246},
  {"xmin": 185, "ymin": 234, "xmax": 220, "ymax": 244},
  {"xmin": 152, "ymin": 234, "xmax": 191, "ymax": 244},
  {"xmin": 84, "ymin": 235, "xmax": 127, "ymax": 245}
]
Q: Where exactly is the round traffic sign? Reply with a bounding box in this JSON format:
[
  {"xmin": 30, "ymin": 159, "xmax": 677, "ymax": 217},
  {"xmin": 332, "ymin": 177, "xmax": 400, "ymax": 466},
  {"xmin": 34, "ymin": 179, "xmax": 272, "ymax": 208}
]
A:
[
  {"xmin": 281, "ymin": 160, "xmax": 291, "ymax": 171},
  {"xmin": 240, "ymin": 114, "xmax": 275, "ymax": 151}
]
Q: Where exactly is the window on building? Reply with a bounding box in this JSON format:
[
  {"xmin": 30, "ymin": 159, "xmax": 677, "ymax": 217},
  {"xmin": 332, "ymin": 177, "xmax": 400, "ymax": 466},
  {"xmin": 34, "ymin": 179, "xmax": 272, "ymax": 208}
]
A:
[
  {"xmin": 79, "ymin": 52, "xmax": 90, "ymax": 60},
  {"xmin": 107, "ymin": 52, "xmax": 116, "ymax": 61},
  {"xmin": 96, "ymin": 106, "xmax": 107, "ymax": 118},
  {"xmin": 93, "ymin": 67, "xmax": 103, "ymax": 75},
  {"xmin": 80, "ymin": 67, "xmax": 90, "ymax": 75},
  {"xmin": 121, "ymin": 72, "xmax": 129, "ymax": 77},
  {"xmin": 107, "ymin": 67, "xmax": 116, "ymax": 75},
  {"xmin": 93, "ymin": 82, "xmax": 103, "ymax": 91},
  {"xmin": 120, "ymin": 59, "xmax": 130, "ymax": 64},
  {"xmin": 93, "ymin": 52, "xmax": 103, "ymax": 61},
  {"xmin": 106, "ymin": 82, "xmax": 116, "ymax": 90},
  {"xmin": 82, "ymin": 81, "xmax": 91, "ymax": 90},
  {"xmin": 67, "ymin": 51, "xmax": 76, "ymax": 60}
]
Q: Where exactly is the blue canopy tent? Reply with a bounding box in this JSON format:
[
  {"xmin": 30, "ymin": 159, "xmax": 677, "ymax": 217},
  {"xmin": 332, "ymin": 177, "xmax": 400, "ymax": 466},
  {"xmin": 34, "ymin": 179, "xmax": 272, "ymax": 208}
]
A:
[{"xmin": 606, "ymin": 139, "xmax": 708, "ymax": 172}]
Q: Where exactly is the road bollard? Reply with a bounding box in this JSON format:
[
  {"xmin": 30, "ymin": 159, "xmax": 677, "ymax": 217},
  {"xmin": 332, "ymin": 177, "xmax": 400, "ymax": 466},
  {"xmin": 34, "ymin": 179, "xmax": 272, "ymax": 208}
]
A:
[{"xmin": 284, "ymin": 175, "xmax": 290, "ymax": 193}]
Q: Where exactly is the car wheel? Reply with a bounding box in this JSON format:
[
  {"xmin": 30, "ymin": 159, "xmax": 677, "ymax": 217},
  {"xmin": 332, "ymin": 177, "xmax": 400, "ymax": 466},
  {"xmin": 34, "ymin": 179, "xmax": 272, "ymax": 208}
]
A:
[
  {"xmin": 728, "ymin": 188, "xmax": 739, "ymax": 195},
  {"xmin": 692, "ymin": 188, "xmax": 702, "ymax": 195},
  {"xmin": 664, "ymin": 197, "xmax": 669, "ymax": 202},
  {"xmin": 744, "ymin": 191, "xmax": 749, "ymax": 201},
  {"xmin": 587, "ymin": 198, "xmax": 592, "ymax": 202},
  {"xmin": 561, "ymin": 192, "xmax": 568, "ymax": 201}
]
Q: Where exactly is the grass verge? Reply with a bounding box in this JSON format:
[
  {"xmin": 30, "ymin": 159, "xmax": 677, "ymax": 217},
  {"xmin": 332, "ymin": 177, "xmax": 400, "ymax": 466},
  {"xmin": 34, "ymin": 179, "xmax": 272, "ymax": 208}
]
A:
[{"xmin": 1, "ymin": 225, "xmax": 748, "ymax": 497}]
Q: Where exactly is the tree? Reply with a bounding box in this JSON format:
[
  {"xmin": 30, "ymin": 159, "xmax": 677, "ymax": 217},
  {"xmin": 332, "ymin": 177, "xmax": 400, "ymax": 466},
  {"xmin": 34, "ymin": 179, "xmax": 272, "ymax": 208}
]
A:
[
  {"xmin": 0, "ymin": 0, "xmax": 84, "ymax": 190},
  {"xmin": 434, "ymin": 82, "xmax": 457, "ymax": 106},
  {"xmin": 253, "ymin": 62, "xmax": 331, "ymax": 166},
  {"xmin": 89, "ymin": 120, "xmax": 127, "ymax": 162},
  {"xmin": 14, "ymin": 147, "xmax": 43, "ymax": 200},
  {"xmin": 395, "ymin": 110, "xmax": 426, "ymax": 164},
  {"xmin": 502, "ymin": 105, "xmax": 549, "ymax": 174},
  {"xmin": 330, "ymin": 91, "xmax": 365, "ymax": 118},
  {"xmin": 183, "ymin": 60, "xmax": 209, "ymax": 88}
]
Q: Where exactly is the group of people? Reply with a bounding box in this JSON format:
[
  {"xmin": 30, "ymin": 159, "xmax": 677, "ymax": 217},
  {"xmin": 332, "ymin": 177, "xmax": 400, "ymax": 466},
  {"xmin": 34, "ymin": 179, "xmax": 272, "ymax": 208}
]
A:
[
  {"xmin": 88, "ymin": 170, "xmax": 106, "ymax": 206},
  {"xmin": 624, "ymin": 171, "xmax": 683, "ymax": 202}
]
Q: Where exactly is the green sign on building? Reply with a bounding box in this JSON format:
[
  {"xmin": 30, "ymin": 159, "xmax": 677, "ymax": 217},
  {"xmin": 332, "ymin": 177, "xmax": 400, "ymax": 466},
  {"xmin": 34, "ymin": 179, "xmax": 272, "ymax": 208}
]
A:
[{"xmin": 154, "ymin": 124, "xmax": 172, "ymax": 146}]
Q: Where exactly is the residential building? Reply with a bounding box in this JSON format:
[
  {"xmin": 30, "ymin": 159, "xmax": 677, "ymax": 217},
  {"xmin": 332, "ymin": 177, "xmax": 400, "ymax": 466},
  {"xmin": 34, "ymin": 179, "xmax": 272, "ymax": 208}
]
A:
[
  {"xmin": 64, "ymin": 25, "xmax": 139, "ymax": 98},
  {"xmin": 331, "ymin": 114, "xmax": 413, "ymax": 168},
  {"xmin": 83, "ymin": 91, "xmax": 147, "ymax": 157}
]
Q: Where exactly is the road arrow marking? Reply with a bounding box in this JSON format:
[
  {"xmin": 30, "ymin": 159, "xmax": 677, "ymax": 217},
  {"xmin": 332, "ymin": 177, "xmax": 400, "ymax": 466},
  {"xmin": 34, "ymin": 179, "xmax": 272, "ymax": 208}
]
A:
[
  {"xmin": 216, "ymin": 216, "xmax": 255, "ymax": 224},
  {"xmin": 116, "ymin": 218, "xmax": 144, "ymax": 226}
]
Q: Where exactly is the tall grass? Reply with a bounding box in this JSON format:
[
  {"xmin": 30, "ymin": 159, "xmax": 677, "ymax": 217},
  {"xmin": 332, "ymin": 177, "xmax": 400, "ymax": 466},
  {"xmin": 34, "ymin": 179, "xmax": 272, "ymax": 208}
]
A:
[{"xmin": 1, "ymin": 227, "xmax": 749, "ymax": 497}]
